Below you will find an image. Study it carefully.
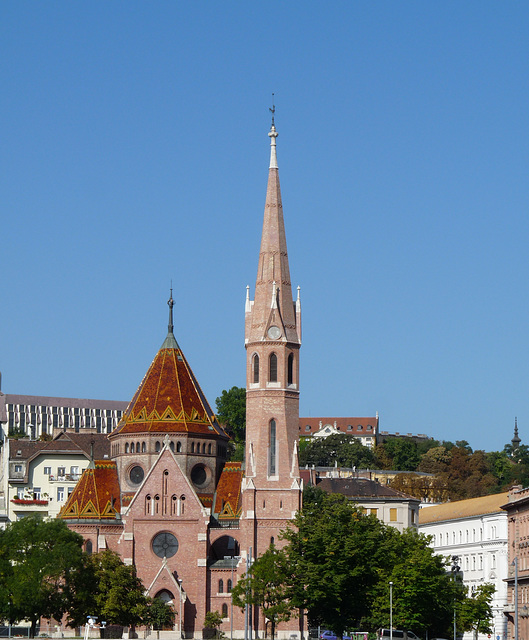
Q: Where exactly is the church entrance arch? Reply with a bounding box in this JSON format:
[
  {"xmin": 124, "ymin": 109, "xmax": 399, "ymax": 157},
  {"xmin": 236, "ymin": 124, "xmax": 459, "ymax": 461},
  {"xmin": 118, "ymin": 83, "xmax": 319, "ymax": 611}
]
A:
[{"xmin": 209, "ymin": 535, "xmax": 240, "ymax": 562}]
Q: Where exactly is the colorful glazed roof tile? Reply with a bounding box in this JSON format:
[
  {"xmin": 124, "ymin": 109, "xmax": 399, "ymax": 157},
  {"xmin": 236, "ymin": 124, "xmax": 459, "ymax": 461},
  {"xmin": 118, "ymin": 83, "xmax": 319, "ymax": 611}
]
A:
[
  {"xmin": 59, "ymin": 460, "xmax": 121, "ymax": 521},
  {"xmin": 213, "ymin": 462, "xmax": 243, "ymax": 520},
  {"xmin": 110, "ymin": 293, "xmax": 227, "ymax": 439}
]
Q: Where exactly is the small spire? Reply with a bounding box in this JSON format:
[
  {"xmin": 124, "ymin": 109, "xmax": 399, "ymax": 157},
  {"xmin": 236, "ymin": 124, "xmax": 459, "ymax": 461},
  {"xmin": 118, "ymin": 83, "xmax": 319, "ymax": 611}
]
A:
[
  {"xmin": 268, "ymin": 96, "xmax": 278, "ymax": 170},
  {"xmin": 161, "ymin": 287, "xmax": 179, "ymax": 350},
  {"xmin": 512, "ymin": 417, "xmax": 521, "ymax": 449}
]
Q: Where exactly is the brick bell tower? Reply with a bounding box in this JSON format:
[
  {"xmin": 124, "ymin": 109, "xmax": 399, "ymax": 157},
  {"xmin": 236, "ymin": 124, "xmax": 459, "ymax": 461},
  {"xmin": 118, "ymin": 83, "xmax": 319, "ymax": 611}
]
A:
[{"xmin": 241, "ymin": 108, "xmax": 302, "ymax": 560}]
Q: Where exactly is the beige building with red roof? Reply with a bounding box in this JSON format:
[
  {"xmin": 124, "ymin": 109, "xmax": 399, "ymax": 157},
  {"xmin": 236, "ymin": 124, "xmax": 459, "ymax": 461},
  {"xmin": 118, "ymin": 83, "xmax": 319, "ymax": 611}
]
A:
[{"xmin": 419, "ymin": 492, "xmax": 509, "ymax": 640}]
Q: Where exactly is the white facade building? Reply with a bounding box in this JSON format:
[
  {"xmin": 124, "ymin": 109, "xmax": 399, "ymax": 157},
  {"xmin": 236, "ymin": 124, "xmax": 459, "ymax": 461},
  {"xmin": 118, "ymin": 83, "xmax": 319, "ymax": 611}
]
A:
[{"xmin": 419, "ymin": 492, "xmax": 509, "ymax": 640}]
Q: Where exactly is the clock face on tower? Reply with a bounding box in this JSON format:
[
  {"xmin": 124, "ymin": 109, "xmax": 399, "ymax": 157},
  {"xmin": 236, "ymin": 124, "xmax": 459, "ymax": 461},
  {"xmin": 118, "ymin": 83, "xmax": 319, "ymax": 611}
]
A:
[
  {"xmin": 267, "ymin": 325, "xmax": 281, "ymax": 340},
  {"xmin": 152, "ymin": 532, "xmax": 179, "ymax": 558}
]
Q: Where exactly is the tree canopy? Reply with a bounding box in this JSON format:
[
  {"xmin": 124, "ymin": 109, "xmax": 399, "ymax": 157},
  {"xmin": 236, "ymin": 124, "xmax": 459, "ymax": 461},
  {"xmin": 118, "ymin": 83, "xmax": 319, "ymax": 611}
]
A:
[
  {"xmin": 0, "ymin": 516, "xmax": 86, "ymax": 637},
  {"xmin": 215, "ymin": 386, "xmax": 246, "ymax": 460},
  {"xmin": 69, "ymin": 549, "xmax": 149, "ymax": 628},
  {"xmin": 231, "ymin": 545, "xmax": 293, "ymax": 640},
  {"xmin": 299, "ymin": 433, "xmax": 377, "ymax": 469}
]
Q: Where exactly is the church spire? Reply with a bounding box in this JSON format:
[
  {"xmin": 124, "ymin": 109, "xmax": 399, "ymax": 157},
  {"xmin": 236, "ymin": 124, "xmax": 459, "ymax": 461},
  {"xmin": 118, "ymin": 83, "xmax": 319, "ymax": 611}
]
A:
[
  {"xmin": 161, "ymin": 288, "xmax": 179, "ymax": 349},
  {"xmin": 512, "ymin": 416, "xmax": 521, "ymax": 450},
  {"xmin": 246, "ymin": 108, "xmax": 300, "ymax": 345}
]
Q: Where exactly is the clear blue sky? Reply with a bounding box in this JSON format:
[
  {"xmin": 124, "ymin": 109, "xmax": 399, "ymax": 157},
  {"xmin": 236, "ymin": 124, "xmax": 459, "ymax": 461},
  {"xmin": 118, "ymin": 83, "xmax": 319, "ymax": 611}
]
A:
[{"xmin": 2, "ymin": 2, "xmax": 529, "ymax": 452}]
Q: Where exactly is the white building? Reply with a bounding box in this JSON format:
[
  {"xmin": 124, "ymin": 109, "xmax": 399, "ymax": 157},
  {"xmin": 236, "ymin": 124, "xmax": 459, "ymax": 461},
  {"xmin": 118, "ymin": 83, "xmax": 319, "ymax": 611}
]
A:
[
  {"xmin": 419, "ymin": 492, "xmax": 509, "ymax": 640},
  {"xmin": 0, "ymin": 392, "xmax": 127, "ymax": 439},
  {"xmin": 0, "ymin": 431, "xmax": 111, "ymax": 524}
]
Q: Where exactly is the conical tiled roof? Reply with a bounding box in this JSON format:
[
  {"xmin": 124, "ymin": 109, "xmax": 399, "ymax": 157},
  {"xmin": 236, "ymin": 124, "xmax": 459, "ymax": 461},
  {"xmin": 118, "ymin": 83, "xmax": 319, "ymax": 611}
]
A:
[
  {"xmin": 110, "ymin": 294, "xmax": 227, "ymax": 439},
  {"xmin": 59, "ymin": 460, "xmax": 121, "ymax": 521}
]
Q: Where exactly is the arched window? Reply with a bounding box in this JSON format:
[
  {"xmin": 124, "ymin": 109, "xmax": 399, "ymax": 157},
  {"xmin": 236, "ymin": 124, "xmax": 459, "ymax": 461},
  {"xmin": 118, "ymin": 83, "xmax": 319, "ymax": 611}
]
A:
[
  {"xmin": 145, "ymin": 495, "xmax": 152, "ymax": 515},
  {"xmin": 155, "ymin": 441, "xmax": 161, "ymax": 453},
  {"xmin": 191, "ymin": 442, "xmax": 195, "ymax": 453},
  {"xmin": 85, "ymin": 540, "xmax": 93, "ymax": 555},
  {"xmin": 227, "ymin": 579, "xmax": 232, "ymax": 593},
  {"xmin": 130, "ymin": 443, "xmax": 135, "ymax": 453},
  {"xmin": 252, "ymin": 354, "xmax": 259, "ymax": 383},
  {"xmin": 287, "ymin": 353, "xmax": 294, "ymax": 385},
  {"xmin": 177, "ymin": 441, "xmax": 182, "ymax": 453},
  {"xmin": 202, "ymin": 443, "xmax": 206, "ymax": 454},
  {"xmin": 125, "ymin": 443, "xmax": 129, "ymax": 453},
  {"xmin": 142, "ymin": 442, "xmax": 146, "ymax": 452},
  {"xmin": 208, "ymin": 443, "xmax": 212, "ymax": 454},
  {"xmin": 170, "ymin": 441, "xmax": 175, "ymax": 452},
  {"xmin": 218, "ymin": 579, "xmax": 224, "ymax": 594},
  {"xmin": 180, "ymin": 495, "xmax": 185, "ymax": 515},
  {"xmin": 269, "ymin": 353, "xmax": 277, "ymax": 382},
  {"xmin": 222, "ymin": 603, "xmax": 228, "ymax": 618},
  {"xmin": 172, "ymin": 494, "xmax": 178, "ymax": 515},
  {"xmin": 269, "ymin": 419, "xmax": 277, "ymax": 475},
  {"xmin": 270, "ymin": 536, "xmax": 275, "ymax": 546},
  {"xmin": 154, "ymin": 495, "xmax": 160, "ymax": 514},
  {"xmin": 136, "ymin": 442, "xmax": 140, "ymax": 452}
]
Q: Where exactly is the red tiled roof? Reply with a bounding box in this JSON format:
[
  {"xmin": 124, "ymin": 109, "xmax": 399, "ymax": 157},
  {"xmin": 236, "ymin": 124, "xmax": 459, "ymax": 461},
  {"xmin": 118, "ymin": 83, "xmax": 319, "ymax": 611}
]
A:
[
  {"xmin": 110, "ymin": 345, "xmax": 227, "ymax": 439},
  {"xmin": 213, "ymin": 462, "xmax": 243, "ymax": 519},
  {"xmin": 59, "ymin": 460, "xmax": 121, "ymax": 521},
  {"xmin": 299, "ymin": 417, "xmax": 378, "ymax": 436},
  {"xmin": 317, "ymin": 477, "xmax": 419, "ymax": 502}
]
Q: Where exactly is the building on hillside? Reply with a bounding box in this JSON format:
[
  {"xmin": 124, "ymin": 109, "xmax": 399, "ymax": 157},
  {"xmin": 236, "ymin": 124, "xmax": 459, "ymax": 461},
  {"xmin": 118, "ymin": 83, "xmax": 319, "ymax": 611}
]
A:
[
  {"xmin": 59, "ymin": 117, "xmax": 303, "ymax": 640},
  {"xmin": 419, "ymin": 492, "xmax": 509, "ymax": 640},
  {"xmin": 0, "ymin": 431, "xmax": 110, "ymax": 524},
  {"xmin": 299, "ymin": 417, "xmax": 379, "ymax": 448},
  {"xmin": 0, "ymin": 393, "xmax": 126, "ymax": 439},
  {"xmin": 501, "ymin": 485, "xmax": 529, "ymax": 640},
  {"xmin": 312, "ymin": 476, "xmax": 420, "ymax": 532}
]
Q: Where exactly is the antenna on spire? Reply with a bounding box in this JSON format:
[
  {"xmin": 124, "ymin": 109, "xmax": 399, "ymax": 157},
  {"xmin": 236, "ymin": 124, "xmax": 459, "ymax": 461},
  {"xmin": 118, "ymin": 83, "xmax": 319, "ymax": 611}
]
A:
[
  {"xmin": 168, "ymin": 285, "xmax": 174, "ymax": 335},
  {"xmin": 269, "ymin": 93, "xmax": 275, "ymax": 126}
]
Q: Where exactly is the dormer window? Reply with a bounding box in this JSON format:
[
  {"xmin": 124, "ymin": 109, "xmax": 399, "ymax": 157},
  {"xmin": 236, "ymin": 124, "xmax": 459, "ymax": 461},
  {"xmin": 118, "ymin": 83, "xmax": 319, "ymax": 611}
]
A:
[{"xmin": 357, "ymin": 425, "xmax": 363, "ymax": 431}]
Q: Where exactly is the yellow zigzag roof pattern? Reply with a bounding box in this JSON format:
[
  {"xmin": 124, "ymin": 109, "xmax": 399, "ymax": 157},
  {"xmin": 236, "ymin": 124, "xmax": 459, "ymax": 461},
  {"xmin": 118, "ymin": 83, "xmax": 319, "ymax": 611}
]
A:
[{"xmin": 110, "ymin": 343, "xmax": 225, "ymax": 437}]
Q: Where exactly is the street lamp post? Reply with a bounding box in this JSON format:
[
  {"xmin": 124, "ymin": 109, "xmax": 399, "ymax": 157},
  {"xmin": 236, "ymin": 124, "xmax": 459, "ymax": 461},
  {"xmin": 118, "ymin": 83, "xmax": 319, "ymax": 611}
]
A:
[
  {"xmin": 451, "ymin": 556, "xmax": 460, "ymax": 640},
  {"xmin": 178, "ymin": 579, "xmax": 183, "ymax": 639},
  {"xmin": 225, "ymin": 554, "xmax": 241, "ymax": 640},
  {"xmin": 389, "ymin": 582, "xmax": 393, "ymax": 640}
]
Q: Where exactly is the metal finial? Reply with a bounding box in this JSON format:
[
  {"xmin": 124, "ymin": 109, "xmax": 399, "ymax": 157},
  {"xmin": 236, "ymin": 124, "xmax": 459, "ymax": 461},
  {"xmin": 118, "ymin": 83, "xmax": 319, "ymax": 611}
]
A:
[
  {"xmin": 269, "ymin": 93, "xmax": 275, "ymax": 126},
  {"xmin": 168, "ymin": 286, "xmax": 174, "ymax": 334}
]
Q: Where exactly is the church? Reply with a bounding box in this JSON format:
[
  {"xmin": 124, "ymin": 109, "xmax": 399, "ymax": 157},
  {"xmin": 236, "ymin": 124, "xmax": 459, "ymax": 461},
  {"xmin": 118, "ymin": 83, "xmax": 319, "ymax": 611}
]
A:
[{"xmin": 59, "ymin": 115, "xmax": 303, "ymax": 639}]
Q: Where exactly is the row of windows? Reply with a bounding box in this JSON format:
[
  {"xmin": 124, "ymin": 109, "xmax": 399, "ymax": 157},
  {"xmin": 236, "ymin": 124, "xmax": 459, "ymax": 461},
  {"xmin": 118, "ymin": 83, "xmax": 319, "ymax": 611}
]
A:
[
  {"xmin": 218, "ymin": 579, "xmax": 233, "ymax": 594},
  {"xmin": 118, "ymin": 440, "xmax": 218, "ymax": 455},
  {"xmin": 435, "ymin": 527, "xmax": 488, "ymax": 546},
  {"xmin": 252, "ymin": 353, "xmax": 295, "ymax": 385},
  {"xmin": 145, "ymin": 494, "xmax": 186, "ymax": 516},
  {"xmin": 7, "ymin": 404, "xmax": 121, "ymax": 417},
  {"xmin": 303, "ymin": 423, "xmax": 374, "ymax": 432}
]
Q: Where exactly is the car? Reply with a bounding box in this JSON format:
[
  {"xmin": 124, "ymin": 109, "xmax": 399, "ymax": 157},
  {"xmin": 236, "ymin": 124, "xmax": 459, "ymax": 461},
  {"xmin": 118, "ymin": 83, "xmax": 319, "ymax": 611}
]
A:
[{"xmin": 320, "ymin": 631, "xmax": 353, "ymax": 640}]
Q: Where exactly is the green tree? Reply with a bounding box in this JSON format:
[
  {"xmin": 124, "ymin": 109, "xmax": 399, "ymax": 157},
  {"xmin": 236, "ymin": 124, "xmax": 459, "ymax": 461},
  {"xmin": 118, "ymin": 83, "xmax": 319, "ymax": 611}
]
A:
[
  {"xmin": 368, "ymin": 530, "xmax": 461, "ymax": 637},
  {"xmin": 0, "ymin": 516, "xmax": 86, "ymax": 637},
  {"xmin": 69, "ymin": 550, "xmax": 148, "ymax": 628},
  {"xmin": 458, "ymin": 584, "xmax": 495, "ymax": 640},
  {"xmin": 145, "ymin": 597, "xmax": 175, "ymax": 631},
  {"xmin": 299, "ymin": 434, "xmax": 377, "ymax": 469},
  {"xmin": 204, "ymin": 611, "xmax": 226, "ymax": 639},
  {"xmin": 283, "ymin": 489, "xmax": 458, "ymax": 638},
  {"xmin": 215, "ymin": 387, "xmax": 246, "ymax": 459},
  {"xmin": 282, "ymin": 490, "xmax": 390, "ymax": 637},
  {"xmin": 231, "ymin": 545, "xmax": 293, "ymax": 640},
  {"xmin": 376, "ymin": 438, "xmax": 420, "ymax": 471}
]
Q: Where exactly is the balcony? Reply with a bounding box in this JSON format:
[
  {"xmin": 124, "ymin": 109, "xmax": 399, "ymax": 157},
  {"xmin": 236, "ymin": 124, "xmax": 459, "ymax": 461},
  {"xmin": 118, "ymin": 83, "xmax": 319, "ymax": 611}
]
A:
[
  {"xmin": 11, "ymin": 499, "xmax": 49, "ymax": 506},
  {"xmin": 49, "ymin": 474, "xmax": 80, "ymax": 482}
]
